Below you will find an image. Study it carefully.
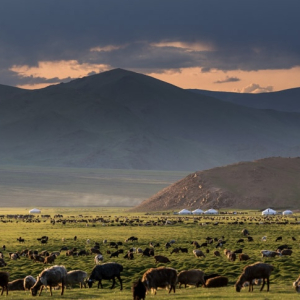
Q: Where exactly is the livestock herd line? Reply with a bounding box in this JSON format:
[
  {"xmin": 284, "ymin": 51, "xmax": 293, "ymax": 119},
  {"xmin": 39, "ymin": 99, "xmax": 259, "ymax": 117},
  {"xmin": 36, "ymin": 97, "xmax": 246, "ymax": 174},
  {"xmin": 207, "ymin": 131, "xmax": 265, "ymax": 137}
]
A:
[{"xmin": 1, "ymin": 212, "xmax": 300, "ymax": 298}]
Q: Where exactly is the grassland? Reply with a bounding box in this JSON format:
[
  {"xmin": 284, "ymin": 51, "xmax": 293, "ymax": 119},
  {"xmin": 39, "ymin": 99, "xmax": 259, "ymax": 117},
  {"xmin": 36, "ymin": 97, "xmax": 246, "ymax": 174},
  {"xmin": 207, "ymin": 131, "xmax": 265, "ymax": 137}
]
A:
[{"xmin": 0, "ymin": 207, "xmax": 300, "ymax": 299}]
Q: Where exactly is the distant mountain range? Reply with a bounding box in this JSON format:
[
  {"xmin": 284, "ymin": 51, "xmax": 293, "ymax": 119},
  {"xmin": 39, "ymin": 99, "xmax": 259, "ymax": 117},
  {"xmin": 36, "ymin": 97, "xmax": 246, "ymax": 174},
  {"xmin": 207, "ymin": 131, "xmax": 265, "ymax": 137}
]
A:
[
  {"xmin": 188, "ymin": 88, "xmax": 300, "ymax": 112},
  {"xmin": 1, "ymin": 68, "xmax": 300, "ymax": 171},
  {"xmin": 132, "ymin": 157, "xmax": 300, "ymax": 211}
]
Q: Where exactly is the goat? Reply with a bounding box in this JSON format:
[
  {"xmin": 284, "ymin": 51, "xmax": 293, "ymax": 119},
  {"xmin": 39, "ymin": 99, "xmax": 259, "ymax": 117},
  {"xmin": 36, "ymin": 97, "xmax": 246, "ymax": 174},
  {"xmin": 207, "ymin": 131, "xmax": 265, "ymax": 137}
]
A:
[{"xmin": 235, "ymin": 262, "xmax": 274, "ymax": 292}]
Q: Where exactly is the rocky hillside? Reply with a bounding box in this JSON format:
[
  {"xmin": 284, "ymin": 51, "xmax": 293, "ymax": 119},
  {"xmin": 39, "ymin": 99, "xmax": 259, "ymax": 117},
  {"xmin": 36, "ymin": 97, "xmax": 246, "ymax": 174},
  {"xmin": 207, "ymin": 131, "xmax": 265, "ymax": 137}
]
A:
[{"xmin": 132, "ymin": 157, "xmax": 300, "ymax": 211}]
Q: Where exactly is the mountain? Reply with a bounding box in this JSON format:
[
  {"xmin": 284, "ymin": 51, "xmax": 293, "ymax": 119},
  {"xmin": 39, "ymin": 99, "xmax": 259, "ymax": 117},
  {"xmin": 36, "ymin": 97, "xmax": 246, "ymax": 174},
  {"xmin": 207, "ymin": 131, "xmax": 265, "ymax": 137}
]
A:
[
  {"xmin": 132, "ymin": 157, "xmax": 300, "ymax": 211},
  {"xmin": 188, "ymin": 88, "xmax": 300, "ymax": 112},
  {"xmin": 1, "ymin": 68, "xmax": 300, "ymax": 171}
]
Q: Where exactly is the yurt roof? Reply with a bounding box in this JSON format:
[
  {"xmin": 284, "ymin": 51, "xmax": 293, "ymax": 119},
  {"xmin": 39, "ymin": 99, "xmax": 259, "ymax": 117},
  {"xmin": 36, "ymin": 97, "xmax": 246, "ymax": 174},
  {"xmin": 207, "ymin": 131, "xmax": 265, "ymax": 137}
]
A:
[
  {"xmin": 178, "ymin": 209, "xmax": 192, "ymax": 214},
  {"xmin": 192, "ymin": 209, "xmax": 204, "ymax": 214}
]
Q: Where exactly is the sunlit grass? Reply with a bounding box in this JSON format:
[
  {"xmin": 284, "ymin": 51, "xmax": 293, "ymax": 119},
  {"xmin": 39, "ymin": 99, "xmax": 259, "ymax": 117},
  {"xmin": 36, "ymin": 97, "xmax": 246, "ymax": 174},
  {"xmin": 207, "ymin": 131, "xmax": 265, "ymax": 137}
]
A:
[{"xmin": 0, "ymin": 208, "xmax": 299, "ymax": 299}]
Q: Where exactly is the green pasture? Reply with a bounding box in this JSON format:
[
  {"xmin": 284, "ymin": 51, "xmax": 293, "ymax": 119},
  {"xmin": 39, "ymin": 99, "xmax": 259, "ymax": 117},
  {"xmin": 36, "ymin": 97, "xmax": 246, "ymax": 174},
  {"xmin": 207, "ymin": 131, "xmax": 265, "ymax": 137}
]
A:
[{"xmin": 0, "ymin": 207, "xmax": 300, "ymax": 299}]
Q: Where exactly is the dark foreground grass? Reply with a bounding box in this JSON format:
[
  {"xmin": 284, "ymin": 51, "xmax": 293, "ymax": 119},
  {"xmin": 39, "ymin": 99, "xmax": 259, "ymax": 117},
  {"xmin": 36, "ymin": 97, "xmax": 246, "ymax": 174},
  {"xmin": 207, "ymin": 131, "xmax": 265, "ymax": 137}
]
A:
[{"xmin": 0, "ymin": 207, "xmax": 300, "ymax": 299}]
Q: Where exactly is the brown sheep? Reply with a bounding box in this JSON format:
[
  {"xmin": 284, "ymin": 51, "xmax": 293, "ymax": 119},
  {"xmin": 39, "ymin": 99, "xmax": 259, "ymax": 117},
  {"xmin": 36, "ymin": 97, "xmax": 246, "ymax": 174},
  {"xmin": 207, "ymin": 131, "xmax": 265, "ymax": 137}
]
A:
[
  {"xmin": 239, "ymin": 254, "xmax": 250, "ymax": 261},
  {"xmin": 7, "ymin": 279, "xmax": 25, "ymax": 291},
  {"xmin": 227, "ymin": 252, "xmax": 236, "ymax": 262},
  {"xmin": 235, "ymin": 262, "xmax": 274, "ymax": 292},
  {"xmin": 44, "ymin": 255, "xmax": 56, "ymax": 264},
  {"xmin": 214, "ymin": 251, "xmax": 221, "ymax": 257},
  {"xmin": 0, "ymin": 272, "xmax": 9, "ymax": 295},
  {"xmin": 142, "ymin": 267, "xmax": 177, "ymax": 294},
  {"xmin": 154, "ymin": 255, "xmax": 170, "ymax": 264},
  {"xmin": 205, "ymin": 276, "xmax": 228, "ymax": 288},
  {"xmin": 178, "ymin": 269, "xmax": 206, "ymax": 288}
]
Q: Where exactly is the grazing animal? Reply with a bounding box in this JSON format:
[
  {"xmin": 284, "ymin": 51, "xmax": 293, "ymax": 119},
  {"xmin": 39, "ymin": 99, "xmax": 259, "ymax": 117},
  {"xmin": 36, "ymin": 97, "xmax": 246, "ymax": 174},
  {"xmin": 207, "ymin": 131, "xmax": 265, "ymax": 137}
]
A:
[
  {"xmin": 0, "ymin": 272, "xmax": 9, "ymax": 296},
  {"xmin": 280, "ymin": 249, "xmax": 292, "ymax": 256},
  {"xmin": 227, "ymin": 252, "xmax": 236, "ymax": 262},
  {"xmin": 170, "ymin": 248, "xmax": 180, "ymax": 254},
  {"xmin": 247, "ymin": 236, "xmax": 254, "ymax": 242},
  {"xmin": 237, "ymin": 239, "xmax": 244, "ymax": 243},
  {"xmin": 179, "ymin": 247, "xmax": 188, "ymax": 253},
  {"xmin": 7, "ymin": 279, "xmax": 25, "ymax": 291},
  {"xmin": 87, "ymin": 262, "xmax": 123, "ymax": 290},
  {"xmin": 110, "ymin": 251, "xmax": 119, "ymax": 258},
  {"xmin": 154, "ymin": 255, "xmax": 170, "ymax": 264},
  {"xmin": 178, "ymin": 269, "xmax": 206, "ymax": 288},
  {"xmin": 292, "ymin": 237, "xmax": 296, "ymax": 241},
  {"xmin": 277, "ymin": 244, "xmax": 291, "ymax": 251},
  {"xmin": 9, "ymin": 252, "xmax": 20, "ymax": 260},
  {"xmin": 94, "ymin": 254, "xmax": 104, "ymax": 264},
  {"xmin": 261, "ymin": 236, "xmax": 267, "ymax": 241},
  {"xmin": 214, "ymin": 251, "xmax": 221, "ymax": 257},
  {"xmin": 205, "ymin": 276, "xmax": 228, "ymax": 288},
  {"xmin": 66, "ymin": 270, "xmax": 87, "ymax": 288},
  {"xmin": 142, "ymin": 248, "xmax": 154, "ymax": 257},
  {"xmin": 233, "ymin": 248, "xmax": 243, "ymax": 254},
  {"xmin": 132, "ymin": 279, "xmax": 146, "ymax": 300},
  {"xmin": 275, "ymin": 236, "xmax": 282, "ymax": 242},
  {"xmin": 239, "ymin": 254, "xmax": 250, "ymax": 261},
  {"xmin": 0, "ymin": 259, "xmax": 7, "ymax": 267},
  {"xmin": 24, "ymin": 275, "xmax": 36, "ymax": 290},
  {"xmin": 293, "ymin": 274, "xmax": 300, "ymax": 292},
  {"xmin": 193, "ymin": 249, "xmax": 205, "ymax": 258},
  {"xmin": 260, "ymin": 250, "xmax": 281, "ymax": 258},
  {"xmin": 235, "ymin": 262, "xmax": 274, "ymax": 292},
  {"xmin": 30, "ymin": 265, "xmax": 67, "ymax": 296},
  {"xmin": 141, "ymin": 267, "xmax": 177, "ymax": 294},
  {"xmin": 204, "ymin": 274, "xmax": 221, "ymax": 284},
  {"xmin": 44, "ymin": 255, "xmax": 56, "ymax": 264},
  {"xmin": 124, "ymin": 252, "xmax": 134, "ymax": 260},
  {"xmin": 242, "ymin": 229, "xmax": 249, "ymax": 236}
]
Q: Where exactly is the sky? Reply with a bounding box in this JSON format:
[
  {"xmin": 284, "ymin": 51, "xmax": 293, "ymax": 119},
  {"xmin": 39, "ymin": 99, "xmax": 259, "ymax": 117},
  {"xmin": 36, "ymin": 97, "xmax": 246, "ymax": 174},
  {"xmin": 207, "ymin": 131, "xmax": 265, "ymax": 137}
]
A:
[{"xmin": 1, "ymin": 0, "xmax": 300, "ymax": 93}]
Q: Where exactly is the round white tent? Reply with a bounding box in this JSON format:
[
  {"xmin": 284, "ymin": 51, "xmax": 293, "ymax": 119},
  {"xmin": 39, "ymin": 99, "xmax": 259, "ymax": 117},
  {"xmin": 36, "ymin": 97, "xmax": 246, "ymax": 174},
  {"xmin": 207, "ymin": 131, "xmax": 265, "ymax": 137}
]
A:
[
  {"xmin": 29, "ymin": 208, "xmax": 41, "ymax": 214},
  {"xmin": 262, "ymin": 208, "xmax": 276, "ymax": 215},
  {"xmin": 282, "ymin": 210, "xmax": 293, "ymax": 215},
  {"xmin": 178, "ymin": 209, "xmax": 192, "ymax": 215},
  {"xmin": 204, "ymin": 208, "xmax": 218, "ymax": 214},
  {"xmin": 192, "ymin": 209, "xmax": 204, "ymax": 215}
]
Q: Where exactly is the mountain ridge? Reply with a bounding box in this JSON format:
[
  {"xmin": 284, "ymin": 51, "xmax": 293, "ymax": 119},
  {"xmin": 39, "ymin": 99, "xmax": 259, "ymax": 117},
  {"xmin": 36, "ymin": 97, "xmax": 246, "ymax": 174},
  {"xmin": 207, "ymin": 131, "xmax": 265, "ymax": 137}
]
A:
[{"xmin": 1, "ymin": 68, "xmax": 300, "ymax": 171}]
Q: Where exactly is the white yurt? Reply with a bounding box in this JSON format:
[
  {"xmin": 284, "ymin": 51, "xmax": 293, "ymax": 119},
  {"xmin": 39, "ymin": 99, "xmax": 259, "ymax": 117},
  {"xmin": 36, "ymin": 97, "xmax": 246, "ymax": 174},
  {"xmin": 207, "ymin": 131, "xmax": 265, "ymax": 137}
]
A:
[
  {"xmin": 29, "ymin": 208, "xmax": 41, "ymax": 214},
  {"xmin": 192, "ymin": 209, "xmax": 204, "ymax": 215},
  {"xmin": 261, "ymin": 208, "xmax": 276, "ymax": 215},
  {"xmin": 204, "ymin": 208, "xmax": 218, "ymax": 214},
  {"xmin": 282, "ymin": 210, "xmax": 293, "ymax": 215},
  {"xmin": 178, "ymin": 209, "xmax": 192, "ymax": 215}
]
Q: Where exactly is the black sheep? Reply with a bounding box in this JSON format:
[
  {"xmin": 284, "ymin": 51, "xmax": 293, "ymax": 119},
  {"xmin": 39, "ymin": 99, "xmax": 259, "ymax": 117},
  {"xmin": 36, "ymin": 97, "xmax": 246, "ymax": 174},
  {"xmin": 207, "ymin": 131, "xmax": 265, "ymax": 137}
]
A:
[{"xmin": 87, "ymin": 263, "xmax": 123, "ymax": 290}]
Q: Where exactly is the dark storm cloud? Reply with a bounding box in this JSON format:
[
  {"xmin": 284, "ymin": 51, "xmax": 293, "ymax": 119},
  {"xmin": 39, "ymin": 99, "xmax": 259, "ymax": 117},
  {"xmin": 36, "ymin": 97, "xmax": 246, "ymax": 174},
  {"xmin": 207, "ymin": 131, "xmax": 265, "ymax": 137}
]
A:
[
  {"xmin": 214, "ymin": 76, "xmax": 240, "ymax": 84},
  {"xmin": 1, "ymin": 0, "xmax": 300, "ymax": 85}
]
